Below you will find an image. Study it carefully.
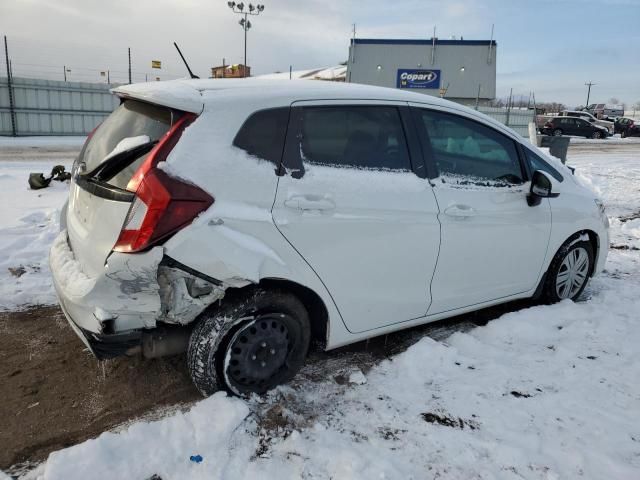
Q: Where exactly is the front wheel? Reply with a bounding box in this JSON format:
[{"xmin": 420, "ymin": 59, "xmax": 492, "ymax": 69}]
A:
[
  {"xmin": 621, "ymin": 130, "xmax": 627, "ymax": 138},
  {"xmin": 187, "ymin": 288, "xmax": 310, "ymax": 397},
  {"xmin": 541, "ymin": 238, "xmax": 594, "ymax": 303},
  {"xmin": 553, "ymin": 129, "xmax": 563, "ymax": 137},
  {"xmin": 591, "ymin": 131, "xmax": 602, "ymax": 139}
]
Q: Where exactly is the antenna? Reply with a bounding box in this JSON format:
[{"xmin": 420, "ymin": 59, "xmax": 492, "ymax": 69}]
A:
[{"xmin": 173, "ymin": 42, "xmax": 200, "ymax": 79}]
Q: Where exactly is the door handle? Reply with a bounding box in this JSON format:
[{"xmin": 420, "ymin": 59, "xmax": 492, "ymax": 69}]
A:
[
  {"xmin": 444, "ymin": 204, "xmax": 476, "ymax": 218},
  {"xmin": 284, "ymin": 195, "xmax": 335, "ymax": 211}
]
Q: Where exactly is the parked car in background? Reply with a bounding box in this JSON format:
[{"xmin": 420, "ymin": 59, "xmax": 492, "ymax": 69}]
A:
[
  {"xmin": 542, "ymin": 116, "xmax": 610, "ymax": 138},
  {"xmin": 559, "ymin": 110, "xmax": 614, "ymax": 133},
  {"xmin": 614, "ymin": 117, "xmax": 640, "ymax": 137},
  {"xmin": 49, "ymin": 79, "xmax": 609, "ymax": 397},
  {"xmin": 585, "ymin": 104, "xmax": 624, "ymax": 118}
]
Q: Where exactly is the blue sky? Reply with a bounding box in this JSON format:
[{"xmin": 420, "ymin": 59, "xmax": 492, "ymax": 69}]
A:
[{"xmin": 2, "ymin": 0, "xmax": 639, "ymax": 106}]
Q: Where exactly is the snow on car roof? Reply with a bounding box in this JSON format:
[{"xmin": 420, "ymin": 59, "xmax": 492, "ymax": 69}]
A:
[{"xmin": 112, "ymin": 78, "xmax": 520, "ymax": 139}]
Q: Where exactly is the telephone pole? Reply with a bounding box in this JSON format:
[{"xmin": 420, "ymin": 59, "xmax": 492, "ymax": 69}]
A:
[
  {"xmin": 585, "ymin": 81, "xmax": 595, "ymax": 107},
  {"xmin": 128, "ymin": 48, "xmax": 132, "ymax": 84}
]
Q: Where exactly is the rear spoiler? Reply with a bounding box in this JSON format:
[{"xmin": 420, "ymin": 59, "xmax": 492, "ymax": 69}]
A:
[{"xmin": 111, "ymin": 81, "xmax": 204, "ymax": 114}]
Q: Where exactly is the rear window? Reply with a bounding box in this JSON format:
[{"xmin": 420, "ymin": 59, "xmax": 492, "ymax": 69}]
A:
[
  {"xmin": 233, "ymin": 107, "xmax": 289, "ymax": 165},
  {"xmin": 78, "ymin": 100, "xmax": 179, "ymax": 189}
]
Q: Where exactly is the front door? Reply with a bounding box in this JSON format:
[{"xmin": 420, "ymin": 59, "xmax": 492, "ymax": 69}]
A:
[
  {"xmin": 272, "ymin": 102, "xmax": 440, "ymax": 333},
  {"xmin": 410, "ymin": 105, "xmax": 552, "ymax": 315}
]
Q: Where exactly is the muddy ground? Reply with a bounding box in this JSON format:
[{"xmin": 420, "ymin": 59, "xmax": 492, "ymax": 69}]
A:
[{"xmin": 1, "ymin": 140, "xmax": 636, "ymax": 473}]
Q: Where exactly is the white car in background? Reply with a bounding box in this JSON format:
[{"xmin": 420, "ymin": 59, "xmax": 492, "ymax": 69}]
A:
[{"xmin": 50, "ymin": 80, "xmax": 609, "ymax": 396}]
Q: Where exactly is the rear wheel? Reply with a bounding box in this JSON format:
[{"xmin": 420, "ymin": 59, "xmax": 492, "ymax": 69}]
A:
[
  {"xmin": 540, "ymin": 237, "xmax": 594, "ymax": 303},
  {"xmin": 621, "ymin": 130, "xmax": 627, "ymax": 138},
  {"xmin": 553, "ymin": 129, "xmax": 563, "ymax": 136},
  {"xmin": 187, "ymin": 288, "xmax": 310, "ymax": 397}
]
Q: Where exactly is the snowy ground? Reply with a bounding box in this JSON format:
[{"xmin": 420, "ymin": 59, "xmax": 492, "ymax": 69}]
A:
[{"xmin": 1, "ymin": 138, "xmax": 639, "ymax": 479}]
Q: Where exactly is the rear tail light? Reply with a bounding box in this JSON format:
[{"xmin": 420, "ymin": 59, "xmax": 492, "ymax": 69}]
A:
[{"xmin": 113, "ymin": 113, "xmax": 213, "ymax": 253}]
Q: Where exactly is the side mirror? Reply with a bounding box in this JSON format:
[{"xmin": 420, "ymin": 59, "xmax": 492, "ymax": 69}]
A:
[{"xmin": 527, "ymin": 170, "xmax": 559, "ymax": 206}]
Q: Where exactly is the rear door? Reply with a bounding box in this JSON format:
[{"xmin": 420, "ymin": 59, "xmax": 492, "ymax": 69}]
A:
[
  {"xmin": 67, "ymin": 100, "xmax": 180, "ymax": 277},
  {"xmin": 410, "ymin": 105, "xmax": 551, "ymax": 314},
  {"xmin": 272, "ymin": 101, "xmax": 440, "ymax": 334}
]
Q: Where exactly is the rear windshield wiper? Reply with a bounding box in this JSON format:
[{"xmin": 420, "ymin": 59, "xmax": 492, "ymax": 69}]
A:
[{"xmin": 84, "ymin": 140, "xmax": 158, "ymax": 182}]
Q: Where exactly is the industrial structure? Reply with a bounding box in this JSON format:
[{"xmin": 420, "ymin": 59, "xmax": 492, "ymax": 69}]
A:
[{"xmin": 346, "ymin": 38, "xmax": 497, "ymax": 105}]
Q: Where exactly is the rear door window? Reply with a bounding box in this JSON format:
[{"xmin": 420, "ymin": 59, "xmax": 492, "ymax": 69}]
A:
[
  {"xmin": 296, "ymin": 106, "xmax": 411, "ymax": 171},
  {"xmin": 414, "ymin": 108, "xmax": 524, "ymax": 185},
  {"xmin": 79, "ymin": 100, "xmax": 179, "ymax": 189},
  {"xmin": 233, "ymin": 107, "xmax": 290, "ymax": 165}
]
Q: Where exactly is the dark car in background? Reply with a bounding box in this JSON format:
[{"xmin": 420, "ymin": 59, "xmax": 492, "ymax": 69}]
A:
[
  {"xmin": 614, "ymin": 118, "xmax": 640, "ymax": 138},
  {"xmin": 542, "ymin": 117, "xmax": 610, "ymax": 139}
]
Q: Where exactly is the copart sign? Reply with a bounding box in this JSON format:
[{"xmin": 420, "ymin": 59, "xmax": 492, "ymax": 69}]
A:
[{"xmin": 397, "ymin": 69, "xmax": 440, "ymax": 89}]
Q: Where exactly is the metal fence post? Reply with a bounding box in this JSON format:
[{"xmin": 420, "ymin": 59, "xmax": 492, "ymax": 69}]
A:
[{"xmin": 4, "ymin": 35, "xmax": 17, "ymax": 136}]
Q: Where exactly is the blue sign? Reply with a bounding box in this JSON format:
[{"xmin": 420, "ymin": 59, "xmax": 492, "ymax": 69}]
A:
[{"xmin": 396, "ymin": 69, "xmax": 441, "ymax": 89}]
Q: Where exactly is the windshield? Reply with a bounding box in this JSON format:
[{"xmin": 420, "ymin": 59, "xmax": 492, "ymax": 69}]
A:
[{"xmin": 78, "ymin": 100, "xmax": 180, "ymax": 188}]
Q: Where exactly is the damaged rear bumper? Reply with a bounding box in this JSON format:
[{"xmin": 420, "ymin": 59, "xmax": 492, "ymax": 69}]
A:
[{"xmin": 50, "ymin": 230, "xmax": 226, "ymax": 358}]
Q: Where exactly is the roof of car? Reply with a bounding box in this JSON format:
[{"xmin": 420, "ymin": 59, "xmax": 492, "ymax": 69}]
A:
[{"xmin": 112, "ymin": 78, "xmax": 520, "ymax": 139}]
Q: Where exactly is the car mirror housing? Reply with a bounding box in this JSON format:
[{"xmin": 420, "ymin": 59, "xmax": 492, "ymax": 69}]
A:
[{"xmin": 528, "ymin": 170, "xmax": 559, "ymax": 206}]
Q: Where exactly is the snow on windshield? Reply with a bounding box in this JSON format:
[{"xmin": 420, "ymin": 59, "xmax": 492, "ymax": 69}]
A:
[{"xmin": 102, "ymin": 135, "xmax": 151, "ymax": 163}]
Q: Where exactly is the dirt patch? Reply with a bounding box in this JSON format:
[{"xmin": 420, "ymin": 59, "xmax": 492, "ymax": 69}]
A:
[{"xmin": 0, "ymin": 306, "xmax": 200, "ymax": 470}]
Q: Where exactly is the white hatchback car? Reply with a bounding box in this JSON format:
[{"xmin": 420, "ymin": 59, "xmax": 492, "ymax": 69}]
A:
[{"xmin": 50, "ymin": 79, "xmax": 609, "ymax": 396}]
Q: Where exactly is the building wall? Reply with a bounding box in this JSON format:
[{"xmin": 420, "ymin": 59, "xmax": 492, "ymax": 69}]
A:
[{"xmin": 347, "ymin": 39, "xmax": 496, "ymax": 101}]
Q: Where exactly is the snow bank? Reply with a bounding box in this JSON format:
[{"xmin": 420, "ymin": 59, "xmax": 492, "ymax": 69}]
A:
[
  {"xmin": 0, "ymin": 160, "xmax": 71, "ymax": 309},
  {"xmin": 41, "ymin": 393, "xmax": 250, "ymax": 480}
]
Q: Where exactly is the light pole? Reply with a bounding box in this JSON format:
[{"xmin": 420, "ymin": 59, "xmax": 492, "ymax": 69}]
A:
[{"xmin": 227, "ymin": 2, "xmax": 265, "ymax": 78}]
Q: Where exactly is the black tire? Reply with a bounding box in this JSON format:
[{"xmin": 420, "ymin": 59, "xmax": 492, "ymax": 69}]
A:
[
  {"xmin": 553, "ymin": 129, "xmax": 563, "ymax": 137},
  {"xmin": 591, "ymin": 131, "xmax": 602, "ymax": 139},
  {"xmin": 540, "ymin": 237, "xmax": 594, "ymax": 304},
  {"xmin": 187, "ymin": 287, "xmax": 310, "ymax": 397},
  {"xmin": 621, "ymin": 130, "xmax": 626, "ymax": 138}
]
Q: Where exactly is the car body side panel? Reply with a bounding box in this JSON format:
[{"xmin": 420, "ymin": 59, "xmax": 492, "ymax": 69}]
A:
[{"xmin": 160, "ymin": 103, "xmax": 351, "ymax": 347}]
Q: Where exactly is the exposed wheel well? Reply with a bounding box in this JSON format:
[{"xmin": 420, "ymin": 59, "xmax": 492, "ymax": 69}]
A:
[{"xmin": 223, "ymin": 278, "xmax": 329, "ymax": 349}]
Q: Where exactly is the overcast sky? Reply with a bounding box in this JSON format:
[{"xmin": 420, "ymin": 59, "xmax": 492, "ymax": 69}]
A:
[{"xmin": 2, "ymin": 0, "xmax": 639, "ymax": 107}]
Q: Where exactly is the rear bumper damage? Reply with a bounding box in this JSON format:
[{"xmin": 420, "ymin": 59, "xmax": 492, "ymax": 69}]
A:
[{"xmin": 50, "ymin": 230, "xmax": 226, "ymax": 359}]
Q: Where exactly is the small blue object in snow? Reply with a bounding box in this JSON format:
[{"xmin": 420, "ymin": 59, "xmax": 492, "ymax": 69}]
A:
[{"xmin": 189, "ymin": 455, "xmax": 203, "ymax": 463}]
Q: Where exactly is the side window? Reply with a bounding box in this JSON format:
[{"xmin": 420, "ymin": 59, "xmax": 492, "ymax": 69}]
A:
[
  {"xmin": 233, "ymin": 107, "xmax": 289, "ymax": 165},
  {"xmin": 524, "ymin": 148, "xmax": 564, "ymax": 182},
  {"xmin": 415, "ymin": 109, "xmax": 524, "ymax": 185},
  {"xmin": 297, "ymin": 106, "xmax": 411, "ymax": 171}
]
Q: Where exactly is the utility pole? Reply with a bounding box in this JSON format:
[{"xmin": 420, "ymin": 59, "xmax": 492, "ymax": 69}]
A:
[
  {"xmin": 585, "ymin": 81, "xmax": 595, "ymax": 107},
  {"xmin": 128, "ymin": 48, "xmax": 132, "ymax": 84},
  {"xmin": 227, "ymin": 2, "xmax": 265, "ymax": 78},
  {"xmin": 63, "ymin": 65, "xmax": 67, "ymax": 81},
  {"xmin": 107, "ymin": 70, "xmax": 110, "ymax": 84},
  {"xmin": 4, "ymin": 35, "xmax": 17, "ymax": 136}
]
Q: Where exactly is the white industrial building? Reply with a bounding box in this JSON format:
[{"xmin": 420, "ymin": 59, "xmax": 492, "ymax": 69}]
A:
[{"xmin": 346, "ymin": 38, "xmax": 497, "ymax": 105}]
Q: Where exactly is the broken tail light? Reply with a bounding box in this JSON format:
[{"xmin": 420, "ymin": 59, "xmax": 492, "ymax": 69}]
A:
[{"xmin": 113, "ymin": 114, "xmax": 213, "ymax": 253}]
